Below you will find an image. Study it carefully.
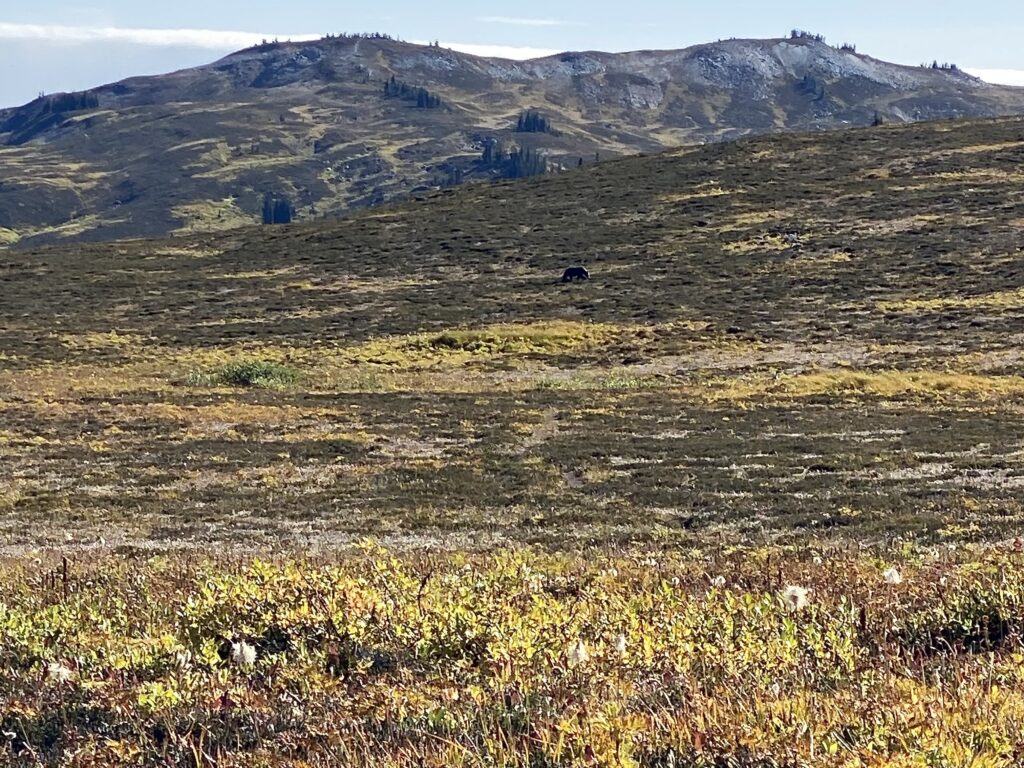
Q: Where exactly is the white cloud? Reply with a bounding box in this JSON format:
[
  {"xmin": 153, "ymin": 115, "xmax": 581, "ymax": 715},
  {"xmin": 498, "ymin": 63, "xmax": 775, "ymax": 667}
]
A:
[
  {"xmin": 964, "ymin": 68, "xmax": 1024, "ymax": 87},
  {"xmin": 429, "ymin": 42, "xmax": 562, "ymax": 60},
  {"xmin": 0, "ymin": 22, "xmax": 319, "ymax": 50},
  {"xmin": 0, "ymin": 22, "xmax": 561, "ymax": 61},
  {"xmin": 478, "ymin": 16, "xmax": 583, "ymax": 28}
]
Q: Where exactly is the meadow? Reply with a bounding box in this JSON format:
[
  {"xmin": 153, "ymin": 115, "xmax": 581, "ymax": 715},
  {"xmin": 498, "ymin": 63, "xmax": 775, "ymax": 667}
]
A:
[
  {"xmin": 6, "ymin": 545, "xmax": 1024, "ymax": 766},
  {"xmin": 2, "ymin": 116, "xmax": 1024, "ymax": 764}
]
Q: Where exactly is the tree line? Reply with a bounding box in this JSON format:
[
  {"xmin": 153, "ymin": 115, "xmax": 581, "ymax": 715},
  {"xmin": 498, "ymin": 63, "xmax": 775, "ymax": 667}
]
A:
[
  {"xmin": 262, "ymin": 193, "xmax": 294, "ymax": 225},
  {"xmin": 515, "ymin": 110, "xmax": 554, "ymax": 134},
  {"xmin": 383, "ymin": 76, "xmax": 445, "ymax": 109},
  {"xmin": 479, "ymin": 139, "xmax": 548, "ymax": 179}
]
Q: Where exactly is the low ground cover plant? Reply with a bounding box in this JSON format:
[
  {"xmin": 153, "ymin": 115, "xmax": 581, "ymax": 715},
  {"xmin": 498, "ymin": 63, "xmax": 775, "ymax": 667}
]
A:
[
  {"xmin": 4, "ymin": 544, "xmax": 1024, "ymax": 766},
  {"xmin": 186, "ymin": 359, "xmax": 301, "ymax": 388}
]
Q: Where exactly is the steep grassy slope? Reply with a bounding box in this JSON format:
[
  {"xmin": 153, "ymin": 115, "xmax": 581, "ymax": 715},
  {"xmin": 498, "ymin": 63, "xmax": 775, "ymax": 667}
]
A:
[
  {"xmin": 2, "ymin": 35, "xmax": 1024, "ymax": 246},
  {"xmin": 2, "ymin": 115, "xmax": 1024, "ymax": 549}
]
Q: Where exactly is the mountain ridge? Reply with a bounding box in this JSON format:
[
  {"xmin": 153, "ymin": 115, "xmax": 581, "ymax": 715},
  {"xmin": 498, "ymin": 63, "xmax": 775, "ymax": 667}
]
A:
[{"xmin": 2, "ymin": 33, "xmax": 1023, "ymax": 247}]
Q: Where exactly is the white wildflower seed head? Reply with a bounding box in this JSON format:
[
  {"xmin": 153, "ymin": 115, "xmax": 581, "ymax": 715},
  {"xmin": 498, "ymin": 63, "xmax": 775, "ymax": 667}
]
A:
[
  {"xmin": 782, "ymin": 585, "xmax": 810, "ymax": 612},
  {"xmin": 812, "ymin": 555, "xmax": 823, "ymax": 566},
  {"xmin": 614, "ymin": 634, "xmax": 628, "ymax": 656},
  {"xmin": 883, "ymin": 567, "xmax": 903, "ymax": 586},
  {"xmin": 231, "ymin": 640, "xmax": 257, "ymax": 667},
  {"xmin": 710, "ymin": 575, "xmax": 727, "ymax": 588},
  {"xmin": 46, "ymin": 662, "xmax": 75, "ymax": 684},
  {"xmin": 568, "ymin": 639, "xmax": 590, "ymax": 668}
]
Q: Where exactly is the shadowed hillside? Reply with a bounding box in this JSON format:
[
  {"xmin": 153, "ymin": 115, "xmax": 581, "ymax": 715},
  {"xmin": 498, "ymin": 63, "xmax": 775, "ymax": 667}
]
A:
[
  {"xmin": 1, "ymin": 33, "xmax": 1023, "ymax": 247},
  {"xmin": 2, "ymin": 115, "xmax": 1024, "ymax": 549}
]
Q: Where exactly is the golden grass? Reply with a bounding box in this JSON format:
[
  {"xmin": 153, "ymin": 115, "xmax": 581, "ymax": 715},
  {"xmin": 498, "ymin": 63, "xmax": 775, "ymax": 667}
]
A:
[
  {"xmin": 171, "ymin": 197, "xmax": 256, "ymax": 234},
  {"xmin": 57, "ymin": 331, "xmax": 150, "ymax": 351},
  {"xmin": 773, "ymin": 250, "xmax": 854, "ymax": 272},
  {"xmin": 722, "ymin": 233, "xmax": 792, "ymax": 255},
  {"xmin": 727, "ymin": 209, "xmax": 782, "ymax": 227},
  {"xmin": 878, "ymin": 288, "xmax": 1024, "ymax": 313},
  {"xmin": 709, "ymin": 369, "xmax": 1024, "ymax": 402},
  {"xmin": 935, "ymin": 140, "xmax": 1024, "ymax": 155},
  {"xmin": 151, "ymin": 245, "xmax": 225, "ymax": 258},
  {"xmin": 16, "ymin": 213, "xmax": 118, "ymax": 241},
  {"xmin": 192, "ymin": 155, "xmax": 303, "ymax": 181},
  {"xmin": 928, "ymin": 169, "xmax": 1024, "ymax": 183},
  {"xmin": 168, "ymin": 138, "xmax": 223, "ymax": 153},
  {"xmin": 340, "ymin": 321, "xmax": 623, "ymax": 369},
  {"xmin": 0, "ymin": 321, "xmax": 644, "ymax": 400},
  {"xmin": 659, "ymin": 183, "xmax": 733, "ymax": 203}
]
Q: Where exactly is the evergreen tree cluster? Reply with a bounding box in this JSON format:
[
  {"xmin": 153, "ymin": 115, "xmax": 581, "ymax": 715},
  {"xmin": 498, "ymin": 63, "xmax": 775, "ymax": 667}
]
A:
[
  {"xmin": 327, "ymin": 32, "xmax": 396, "ymax": 40},
  {"xmin": 262, "ymin": 193, "xmax": 294, "ymax": 225},
  {"xmin": 383, "ymin": 76, "xmax": 444, "ymax": 108},
  {"xmin": 838, "ymin": 43, "xmax": 857, "ymax": 53},
  {"xmin": 39, "ymin": 91, "xmax": 100, "ymax": 114},
  {"xmin": 480, "ymin": 138, "xmax": 507, "ymax": 168},
  {"xmin": 508, "ymin": 145, "xmax": 548, "ymax": 178},
  {"xmin": 248, "ymin": 32, "xmax": 397, "ymax": 51},
  {"xmin": 447, "ymin": 166, "xmax": 464, "ymax": 186},
  {"xmin": 790, "ymin": 29, "xmax": 826, "ymax": 43},
  {"xmin": 1, "ymin": 90, "xmax": 101, "ymax": 144},
  {"xmin": 923, "ymin": 61, "xmax": 960, "ymax": 71},
  {"xmin": 478, "ymin": 139, "xmax": 548, "ymax": 179},
  {"xmin": 435, "ymin": 165, "xmax": 465, "ymax": 188},
  {"xmin": 515, "ymin": 110, "xmax": 553, "ymax": 134}
]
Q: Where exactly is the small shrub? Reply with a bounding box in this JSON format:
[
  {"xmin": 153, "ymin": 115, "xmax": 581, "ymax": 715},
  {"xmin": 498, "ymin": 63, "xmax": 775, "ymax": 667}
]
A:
[
  {"xmin": 429, "ymin": 333, "xmax": 464, "ymax": 350},
  {"xmin": 183, "ymin": 370, "xmax": 218, "ymax": 387},
  {"xmin": 219, "ymin": 360, "xmax": 300, "ymax": 387},
  {"xmin": 185, "ymin": 360, "xmax": 301, "ymax": 388}
]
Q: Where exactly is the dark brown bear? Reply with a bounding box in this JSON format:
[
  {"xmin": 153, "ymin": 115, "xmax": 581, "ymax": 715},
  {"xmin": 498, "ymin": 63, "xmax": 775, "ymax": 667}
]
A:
[{"xmin": 561, "ymin": 266, "xmax": 590, "ymax": 282}]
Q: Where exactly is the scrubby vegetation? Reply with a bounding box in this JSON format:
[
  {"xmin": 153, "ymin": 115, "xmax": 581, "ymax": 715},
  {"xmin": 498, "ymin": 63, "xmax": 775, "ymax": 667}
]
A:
[
  {"xmin": 6, "ymin": 546, "xmax": 1024, "ymax": 765},
  {"xmin": 186, "ymin": 360, "xmax": 301, "ymax": 388},
  {"xmin": 3, "ymin": 116, "xmax": 1024, "ymax": 547},
  {"xmin": 3, "ymin": 116, "xmax": 1024, "ymax": 763}
]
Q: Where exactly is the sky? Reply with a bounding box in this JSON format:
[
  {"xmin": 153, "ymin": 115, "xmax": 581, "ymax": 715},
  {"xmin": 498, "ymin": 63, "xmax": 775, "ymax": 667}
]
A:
[{"xmin": 2, "ymin": 1, "xmax": 1024, "ymax": 108}]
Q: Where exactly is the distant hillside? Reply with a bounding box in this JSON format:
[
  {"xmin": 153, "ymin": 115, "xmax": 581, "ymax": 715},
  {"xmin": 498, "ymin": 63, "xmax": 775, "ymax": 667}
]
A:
[
  {"xmin": 2, "ymin": 33, "xmax": 1024, "ymax": 247},
  {"xmin": 4, "ymin": 115, "xmax": 1024, "ymax": 547}
]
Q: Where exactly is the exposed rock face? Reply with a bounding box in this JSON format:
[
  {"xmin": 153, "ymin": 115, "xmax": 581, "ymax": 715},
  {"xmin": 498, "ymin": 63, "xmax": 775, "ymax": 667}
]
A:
[{"xmin": 1, "ymin": 35, "xmax": 1022, "ymax": 247}]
